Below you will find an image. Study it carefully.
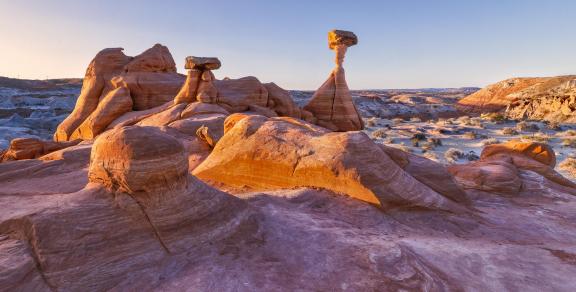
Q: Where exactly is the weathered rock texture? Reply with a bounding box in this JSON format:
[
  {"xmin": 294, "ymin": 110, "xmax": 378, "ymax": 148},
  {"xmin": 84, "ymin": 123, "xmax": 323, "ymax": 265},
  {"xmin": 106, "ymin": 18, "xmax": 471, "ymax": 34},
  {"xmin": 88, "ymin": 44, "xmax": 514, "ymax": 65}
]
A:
[
  {"xmin": 194, "ymin": 114, "xmax": 467, "ymax": 212},
  {"xmin": 4, "ymin": 40, "xmax": 576, "ymax": 290},
  {"xmin": 457, "ymin": 77, "xmax": 549, "ymax": 113},
  {"xmin": 457, "ymin": 75, "xmax": 576, "ymax": 121},
  {"xmin": 0, "ymin": 137, "xmax": 80, "ymax": 162},
  {"xmin": 54, "ymin": 44, "xmax": 185, "ymax": 141},
  {"xmin": 52, "ymin": 36, "xmax": 367, "ymax": 145},
  {"xmin": 506, "ymin": 77, "xmax": 576, "ymax": 123},
  {"xmin": 303, "ymin": 30, "xmax": 363, "ymax": 131},
  {"xmin": 3, "ymin": 119, "xmax": 576, "ymax": 290},
  {"xmin": 173, "ymin": 56, "xmax": 220, "ymax": 105},
  {"xmin": 1, "ymin": 126, "xmax": 256, "ymax": 290},
  {"xmin": 448, "ymin": 140, "xmax": 576, "ymax": 196}
]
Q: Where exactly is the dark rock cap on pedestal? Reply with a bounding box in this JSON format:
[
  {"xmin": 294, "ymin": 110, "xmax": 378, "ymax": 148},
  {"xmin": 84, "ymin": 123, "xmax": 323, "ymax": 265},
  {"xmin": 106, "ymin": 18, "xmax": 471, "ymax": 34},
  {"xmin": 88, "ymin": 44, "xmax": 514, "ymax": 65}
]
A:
[
  {"xmin": 185, "ymin": 56, "xmax": 221, "ymax": 70},
  {"xmin": 328, "ymin": 30, "xmax": 358, "ymax": 50}
]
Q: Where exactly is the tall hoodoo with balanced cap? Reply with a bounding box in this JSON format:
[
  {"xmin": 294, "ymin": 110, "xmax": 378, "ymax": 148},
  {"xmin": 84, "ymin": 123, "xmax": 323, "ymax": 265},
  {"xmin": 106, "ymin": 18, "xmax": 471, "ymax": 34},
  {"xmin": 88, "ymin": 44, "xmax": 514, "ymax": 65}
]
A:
[{"xmin": 303, "ymin": 29, "xmax": 364, "ymax": 132}]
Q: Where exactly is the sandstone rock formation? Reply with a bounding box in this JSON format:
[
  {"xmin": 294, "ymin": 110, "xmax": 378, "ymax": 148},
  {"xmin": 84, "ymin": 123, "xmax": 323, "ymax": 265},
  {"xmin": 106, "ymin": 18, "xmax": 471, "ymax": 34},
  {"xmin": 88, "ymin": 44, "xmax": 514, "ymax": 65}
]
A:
[
  {"xmin": 481, "ymin": 140, "xmax": 556, "ymax": 167},
  {"xmin": 194, "ymin": 114, "xmax": 467, "ymax": 212},
  {"xmin": 52, "ymin": 36, "xmax": 367, "ymax": 146},
  {"xmin": 173, "ymin": 56, "xmax": 304, "ymax": 122},
  {"xmin": 4, "ymin": 39, "xmax": 576, "ymax": 290},
  {"xmin": 54, "ymin": 44, "xmax": 185, "ymax": 141},
  {"xmin": 3, "ymin": 118, "xmax": 576, "ymax": 290},
  {"xmin": 506, "ymin": 77, "xmax": 576, "ymax": 123},
  {"xmin": 0, "ymin": 137, "xmax": 80, "ymax": 162},
  {"xmin": 1, "ymin": 126, "xmax": 256, "ymax": 290},
  {"xmin": 303, "ymin": 30, "xmax": 363, "ymax": 131},
  {"xmin": 173, "ymin": 56, "xmax": 221, "ymax": 104},
  {"xmin": 457, "ymin": 75, "xmax": 576, "ymax": 121},
  {"xmin": 70, "ymin": 76, "xmax": 133, "ymax": 139},
  {"xmin": 457, "ymin": 77, "xmax": 549, "ymax": 113},
  {"xmin": 448, "ymin": 140, "xmax": 576, "ymax": 196}
]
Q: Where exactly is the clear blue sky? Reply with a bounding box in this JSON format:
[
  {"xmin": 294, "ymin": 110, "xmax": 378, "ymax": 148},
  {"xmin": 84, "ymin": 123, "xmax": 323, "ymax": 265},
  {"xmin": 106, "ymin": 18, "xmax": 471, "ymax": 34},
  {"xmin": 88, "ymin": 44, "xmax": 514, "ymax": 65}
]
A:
[{"xmin": 1, "ymin": 0, "xmax": 575, "ymax": 89}]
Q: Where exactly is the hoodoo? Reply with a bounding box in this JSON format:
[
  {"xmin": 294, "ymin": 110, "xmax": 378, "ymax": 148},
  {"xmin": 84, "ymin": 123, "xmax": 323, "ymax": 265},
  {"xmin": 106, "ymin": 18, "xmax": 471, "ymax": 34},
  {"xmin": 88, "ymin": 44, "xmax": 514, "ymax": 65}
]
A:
[
  {"xmin": 174, "ymin": 56, "xmax": 221, "ymax": 104},
  {"xmin": 303, "ymin": 30, "xmax": 364, "ymax": 131}
]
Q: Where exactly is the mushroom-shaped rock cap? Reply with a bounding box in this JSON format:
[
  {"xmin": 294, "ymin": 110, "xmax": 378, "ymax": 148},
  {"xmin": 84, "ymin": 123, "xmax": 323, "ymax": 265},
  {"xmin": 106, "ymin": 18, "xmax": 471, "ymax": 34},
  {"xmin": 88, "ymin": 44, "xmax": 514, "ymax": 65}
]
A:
[
  {"xmin": 89, "ymin": 126, "xmax": 188, "ymax": 193},
  {"xmin": 185, "ymin": 56, "xmax": 221, "ymax": 70},
  {"xmin": 328, "ymin": 30, "xmax": 358, "ymax": 50}
]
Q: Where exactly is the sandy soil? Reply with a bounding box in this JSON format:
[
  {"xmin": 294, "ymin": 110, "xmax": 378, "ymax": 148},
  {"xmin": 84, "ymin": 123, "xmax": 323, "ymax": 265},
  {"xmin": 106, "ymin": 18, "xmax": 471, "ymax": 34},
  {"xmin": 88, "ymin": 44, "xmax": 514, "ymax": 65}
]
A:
[{"xmin": 363, "ymin": 115, "xmax": 576, "ymax": 181}]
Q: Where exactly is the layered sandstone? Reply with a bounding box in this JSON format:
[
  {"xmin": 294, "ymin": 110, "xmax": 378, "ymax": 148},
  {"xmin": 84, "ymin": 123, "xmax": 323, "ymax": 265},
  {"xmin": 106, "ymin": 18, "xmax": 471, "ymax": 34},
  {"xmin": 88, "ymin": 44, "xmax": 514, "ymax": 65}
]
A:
[
  {"xmin": 0, "ymin": 137, "xmax": 80, "ymax": 162},
  {"xmin": 173, "ymin": 56, "xmax": 221, "ymax": 104},
  {"xmin": 0, "ymin": 126, "xmax": 256, "ymax": 290},
  {"xmin": 2, "ymin": 116, "xmax": 576, "ymax": 290},
  {"xmin": 54, "ymin": 44, "xmax": 185, "ymax": 141},
  {"xmin": 448, "ymin": 140, "xmax": 576, "ymax": 196},
  {"xmin": 194, "ymin": 114, "xmax": 467, "ymax": 212},
  {"xmin": 3, "ymin": 37, "xmax": 576, "ymax": 291}
]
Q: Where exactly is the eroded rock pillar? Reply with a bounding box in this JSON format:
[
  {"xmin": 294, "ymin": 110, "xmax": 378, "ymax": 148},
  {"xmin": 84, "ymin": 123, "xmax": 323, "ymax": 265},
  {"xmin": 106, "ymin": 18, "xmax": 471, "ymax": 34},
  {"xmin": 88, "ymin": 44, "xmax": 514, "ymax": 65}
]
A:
[
  {"xmin": 174, "ymin": 56, "xmax": 221, "ymax": 104},
  {"xmin": 303, "ymin": 30, "xmax": 364, "ymax": 131}
]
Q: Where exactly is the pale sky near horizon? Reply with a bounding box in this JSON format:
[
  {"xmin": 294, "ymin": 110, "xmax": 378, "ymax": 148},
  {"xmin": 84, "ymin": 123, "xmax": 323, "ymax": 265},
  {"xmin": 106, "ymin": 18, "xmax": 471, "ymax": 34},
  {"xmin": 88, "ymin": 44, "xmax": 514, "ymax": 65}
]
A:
[{"xmin": 1, "ymin": 0, "xmax": 575, "ymax": 89}]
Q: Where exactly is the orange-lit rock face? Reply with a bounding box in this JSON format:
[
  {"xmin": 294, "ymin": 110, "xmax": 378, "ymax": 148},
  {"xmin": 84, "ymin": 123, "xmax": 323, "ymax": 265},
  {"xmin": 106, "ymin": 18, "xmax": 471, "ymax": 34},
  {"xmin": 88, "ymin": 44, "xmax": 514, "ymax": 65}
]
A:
[
  {"xmin": 213, "ymin": 76, "xmax": 269, "ymax": 112},
  {"xmin": 71, "ymin": 77, "xmax": 133, "ymax": 140},
  {"xmin": 124, "ymin": 72, "xmax": 185, "ymax": 110},
  {"xmin": 174, "ymin": 56, "xmax": 221, "ymax": 105},
  {"xmin": 448, "ymin": 140, "xmax": 576, "ymax": 196},
  {"xmin": 124, "ymin": 44, "xmax": 177, "ymax": 73},
  {"xmin": 262, "ymin": 82, "xmax": 301, "ymax": 118},
  {"xmin": 54, "ymin": 44, "xmax": 185, "ymax": 142},
  {"xmin": 328, "ymin": 29, "xmax": 358, "ymax": 50},
  {"xmin": 54, "ymin": 48, "xmax": 132, "ymax": 141},
  {"xmin": 0, "ymin": 138, "xmax": 80, "ymax": 162},
  {"xmin": 194, "ymin": 115, "xmax": 466, "ymax": 212},
  {"xmin": 481, "ymin": 140, "xmax": 556, "ymax": 167},
  {"xmin": 456, "ymin": 76, "xmax": 576, "ymax": 113},
  {"xmin": 0, "ymin": 125, "xmax": 256, "ymax": 290},
  {"xmin": 89, "ymin": 126, "xmax": 188, "ymax": 193},
  {"xmin": 303, "ymin": 30, "xmax": 363, "ymax": 132}
]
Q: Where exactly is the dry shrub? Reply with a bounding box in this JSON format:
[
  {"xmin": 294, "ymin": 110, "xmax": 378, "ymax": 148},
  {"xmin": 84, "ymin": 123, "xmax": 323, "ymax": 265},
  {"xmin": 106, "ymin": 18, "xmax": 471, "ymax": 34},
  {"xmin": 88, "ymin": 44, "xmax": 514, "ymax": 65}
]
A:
[
  {"xmin": 444, "ymin": 148, "xmax": 464, "ymax": 163},
  {"xmin": 516, "ymin": 121, "xmax": 539, "ymax": 132},
  {"xmin": 561, "ymin": 138, "xmax": 576, "ymax": 148},
  {"xmin": 501, "ymin": 127, "xmax": 519, "ymax": 135},
  {"xmin": 392, "ymin": 118, "xmax": 404, "ymax": 125},
  {"xmin": 422, "ymin": 152, "xmax": 439, "ymax": 162},
  {"xmin": 559, "ymin": 158, "xmax": 576, "ymax": 178},
  {"xmin": 370, "ymin": 128, "xmax": 387, "ymax": 139},
  {"xmin": 365, "ymin": 117, "xmax": 378, "ymax": 127},
  {"xmin": 481, "ymin": 112, "xmax": 506, "ymax": 123},
  {"xmin": 391, "ymin": 143, "xmax": 412, "ymax": 153},
  {"xmin": 463, "ymin": 131, "xmax": 477, "ymax": 139},
  {"xmin": 482, "ymin": 138, "xmax": 500, "ymax": 146},
  {"xmin": 521, "ymin": 133, "xmax": 550, "ymax": 143}
]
